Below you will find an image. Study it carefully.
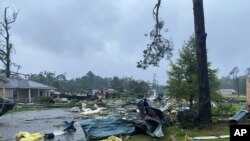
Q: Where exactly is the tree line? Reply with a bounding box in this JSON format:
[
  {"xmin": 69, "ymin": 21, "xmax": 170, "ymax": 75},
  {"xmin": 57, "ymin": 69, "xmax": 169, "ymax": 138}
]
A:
[
  {"xmin": 219, "ymin": 75, "xmax": 249, "ymax": 95},
  {"xmin": 28, "ymin": 71, "xmax": 150, "ymax": 96}
]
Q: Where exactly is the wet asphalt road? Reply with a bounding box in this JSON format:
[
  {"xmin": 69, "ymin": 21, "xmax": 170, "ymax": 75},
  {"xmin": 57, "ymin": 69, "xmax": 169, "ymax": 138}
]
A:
[{"xmin": 0, "ymin": 108, "xmax": 86, "ymax": 141}]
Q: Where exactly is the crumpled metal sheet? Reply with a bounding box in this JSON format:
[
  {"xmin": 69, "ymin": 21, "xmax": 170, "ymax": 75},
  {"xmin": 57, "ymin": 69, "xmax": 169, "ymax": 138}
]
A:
[
  {"xmin": 135, "ymin": 98, "xmax": 165, "ymax": 137},
  {"xmin": 0, "ymin": 98, "xmax": 15, "ymax": 116},
  {"xmin": 80, "ymin": 118, "xmax": 135, "ymax": 140},
  {"xmin": 79, "ymin": 98, "xmax": 167, "ymax": 140}
]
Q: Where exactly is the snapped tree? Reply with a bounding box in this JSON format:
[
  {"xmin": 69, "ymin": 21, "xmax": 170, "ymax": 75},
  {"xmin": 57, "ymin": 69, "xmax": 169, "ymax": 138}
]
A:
[
  {"xmin": 229, "ymin": 67, "xmax": 240, "ymax": 96},
  {"xmin": 138, "ymin": 0, "xmax": 212, "ymax": 124},
  {"xmin": 245, "ymin": 68, "xmax": 250, "ymax": 76},
  {"xmin": 0, "ymin": 7, "xmax": 19, "ymax": 78},
  {"xmin": 137, "ymin": 0, "xmax": 173, "ymax": 69},
  {"xmin": 192, "ymin": 0, "xmax": 211, "ymax": 124}
]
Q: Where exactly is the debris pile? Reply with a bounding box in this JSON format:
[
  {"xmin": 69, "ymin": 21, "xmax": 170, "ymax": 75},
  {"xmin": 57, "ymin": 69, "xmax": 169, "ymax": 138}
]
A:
[
  {"xmin": 79, "ymin": 98, "xmax": 169, "ymax": 140},
  {"xmin": 0, "ymin": 98, "xmax": 16, "ymax": 116}
]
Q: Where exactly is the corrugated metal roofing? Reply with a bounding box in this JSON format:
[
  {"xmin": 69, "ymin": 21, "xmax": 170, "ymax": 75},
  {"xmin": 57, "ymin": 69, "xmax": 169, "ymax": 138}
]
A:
[
  {"xmin": 229, "ymin": 105, "xmax": 248, "ymax": 122},
  {"xmin": 5, "ymin": 78, "xmax": 56, "ymax": 90}
]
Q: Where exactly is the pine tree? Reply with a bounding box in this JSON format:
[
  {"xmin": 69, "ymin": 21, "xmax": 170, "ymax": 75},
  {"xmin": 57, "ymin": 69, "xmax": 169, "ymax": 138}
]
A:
[{"xmin": 167, "ymin": 36, "xmax": 219, "ymax": 109}]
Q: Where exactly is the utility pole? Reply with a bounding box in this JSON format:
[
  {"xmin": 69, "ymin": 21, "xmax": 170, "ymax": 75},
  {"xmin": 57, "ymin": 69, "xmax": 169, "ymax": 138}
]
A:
[{"xmin": 152, "ymin": 73, "xmax": 158, "ymax": 96}]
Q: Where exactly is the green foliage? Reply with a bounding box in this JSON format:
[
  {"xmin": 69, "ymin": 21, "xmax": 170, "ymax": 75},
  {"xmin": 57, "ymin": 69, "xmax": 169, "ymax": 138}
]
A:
[
  {"xmin": 164, "ymin": 113, "xmax": 177, "ymax": 127},
  {"xmin": 177, "ymin": 110, "xmax": 197, "ymax": 128},
  {"xmin": 129, "ymin": 80, "xmax": 150, "ymax": 96},
  {"xmin": 218, "ymin": 76, "xmax": 246, "ymax": 95},
  {"xmin": 29, "ymin": 71, "xmax": 149, "ymax": 96},
  {"xmin": 167, "ymin": 36, "xmax": 220, "ymax": 106},
  {"xmin": 68, "ymin": 99, "xmax": 80, "ymax": 105},
  {"xmin": 110, "ymin": 76, "xmax": 123, "ymax": 92},
  {"xmin": 212, "ymin": 104, "xmax": 237, "ymax": 117},
  {"xmin": 128, "ymin": 123, "xmax": 229, "ymax": 141},
  {"xmin": 11, "ymin": 105, "xmax": 46, "ymax": 113},
  {"xmin": 137, "ymin": 0, "xmax": 173, "ymax": 69},
  {"xmin": 38, "ymin": 96, "xmax": 51, "ymax": 103},
  {"xmin": 219, "ymin": 76, "xmax": 234, "ymax": 89}
]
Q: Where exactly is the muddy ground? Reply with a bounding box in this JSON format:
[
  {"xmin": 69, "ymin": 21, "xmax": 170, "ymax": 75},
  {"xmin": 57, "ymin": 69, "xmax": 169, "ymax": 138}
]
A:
[{"xmin": 0, "ymin": 108, "xmax": 86, "ymax": 141}]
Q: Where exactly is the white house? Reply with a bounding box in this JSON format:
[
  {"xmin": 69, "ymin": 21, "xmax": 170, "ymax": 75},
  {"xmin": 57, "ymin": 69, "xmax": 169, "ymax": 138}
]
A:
[
  {"xmin": 217, "ymin": 89, "xmax": 236, "ymax": 95},
  {"xmin": 0, "ymin": 76, "xmax": 56, "ymax": 103},
  {"xmin": 0, "ymin": 76, "xmax": 9, "ymax": 98}
]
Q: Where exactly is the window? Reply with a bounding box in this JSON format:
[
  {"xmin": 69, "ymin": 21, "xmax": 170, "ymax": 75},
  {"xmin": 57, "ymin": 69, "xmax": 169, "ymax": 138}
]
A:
[
  {"xmin": 13, "ymin": 90, "xmax": 17, "ymax": 99},
  {"xmin": 40, "ymin": 90, "xmax": 43, "ymax": 97}
]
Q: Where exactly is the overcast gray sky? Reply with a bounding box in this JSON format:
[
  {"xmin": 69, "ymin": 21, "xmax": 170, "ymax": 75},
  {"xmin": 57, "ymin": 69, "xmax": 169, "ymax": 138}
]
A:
[{"xmin": 0, "ymin": 0, "xmax": 249, "ymax": 84}]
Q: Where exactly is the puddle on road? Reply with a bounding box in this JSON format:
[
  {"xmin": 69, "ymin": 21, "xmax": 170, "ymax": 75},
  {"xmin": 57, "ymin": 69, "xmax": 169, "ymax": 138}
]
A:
[{"xmin": 0, "ymin": 109, "xmax": 85, "ymax": 141}]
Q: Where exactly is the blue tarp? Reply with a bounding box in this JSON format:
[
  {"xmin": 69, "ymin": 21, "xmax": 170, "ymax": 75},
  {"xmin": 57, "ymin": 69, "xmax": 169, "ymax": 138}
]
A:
[
  {"xmin": 79, "ymin": 98, "xmax": 167, "ymax": 140},
  {"xmin": 80, "ymin": 118, "xmax": 135, "ymax": 140}
]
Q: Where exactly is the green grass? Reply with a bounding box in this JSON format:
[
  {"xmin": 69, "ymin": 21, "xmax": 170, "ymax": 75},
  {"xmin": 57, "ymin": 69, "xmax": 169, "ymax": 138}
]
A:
[
  {"xmin": 174, "ymin": 124, "xmax": 229, "ymax": 141},
  {"xmin": 127, "ymin": 123, "xmax": 229, "ymax": 141},
  {"xmin": 222, "ymin": 95, "xmax": 246, "ymax": 102},
  {"xmin": 10, "ymin": 105, "xmax": 47, "ymax": 113},
  {"xmin": 9, "ymin": 103, "xmax": 81, "ymax": 113}
]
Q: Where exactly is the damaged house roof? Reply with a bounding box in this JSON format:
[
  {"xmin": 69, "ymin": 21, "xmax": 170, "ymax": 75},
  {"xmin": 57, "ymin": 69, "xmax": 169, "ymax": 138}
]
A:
[
  {"xmin": 5, "ymin": 78, "xmax": 56, "ymax": 90},
  {"xmin": 0, "ymin": 75, "xmax": 9, "ymax": 83}
]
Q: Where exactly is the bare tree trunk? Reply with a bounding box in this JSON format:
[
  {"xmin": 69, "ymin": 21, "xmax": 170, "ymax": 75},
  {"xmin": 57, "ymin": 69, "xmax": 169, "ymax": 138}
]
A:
[
  {"xmin": 0, "ymin": 7, "xmax": 18, "ymax": 78},
  {"xmin": 236, "ymin": 76, "xmax": 240, "ymax": 96},
  {"xmin": 192, "ymin": 0, "xmax": 211, "ymax": 124},
  {"xmin": 5, "ymin": 23, "xmax": 11, "ymax": 78},
  {"xmin": 6, "ymin": 45, "xmax": 11, "ymax": 78}
]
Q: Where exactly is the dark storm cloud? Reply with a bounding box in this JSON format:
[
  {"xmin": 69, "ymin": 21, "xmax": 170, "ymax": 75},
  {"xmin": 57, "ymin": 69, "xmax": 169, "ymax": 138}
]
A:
[
  {"xmin": 204, "ymin": 0, "xmax": 250, "ymax": 76},
  {"xmin": 7, "ymin": 0, "xmax": 121, "ymax": 55},
  {"xmin": 0, "ymin": 0, "xmax": 249, "ymax": 83}
]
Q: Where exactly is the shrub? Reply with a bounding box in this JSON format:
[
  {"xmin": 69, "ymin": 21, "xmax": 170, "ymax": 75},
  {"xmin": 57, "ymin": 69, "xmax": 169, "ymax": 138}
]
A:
[
  {"xmin": 177, "ymin": 109, "xmax": 197, "ymax": 128},
  {"xmin": 38, "ymin": 96, "xmax": 51, "ymax": 103},
  {"xmin": 68, "ymin": 98, "xmax": 80, "ymax": 105},
  {"xmin": 212, "ymin": 103, "xmax": 237, "ymax": 117}
]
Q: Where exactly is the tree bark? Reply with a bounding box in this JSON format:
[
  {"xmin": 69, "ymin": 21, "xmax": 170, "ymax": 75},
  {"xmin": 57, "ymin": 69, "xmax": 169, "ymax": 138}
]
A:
[
  {"xmin": 236, "ymin": 76, "xmax": 239, "ymax": 96},
  {"xmin": 5, "ymin": 10, "xmax": 11, "ymax": 78},
  {"xmin": 189, "ymin": 95, "xmax": 193, "ymax": 109},
  {"xmin": 0, "ymin": 7, "xmax": 17, "ymax": 78},
  {"xmin": 6, "ymin": 44, "xmax": 11, "ymax": 78},
  {"xmin": 192, "ymin": 0, "xmax": 211, "ymax": 124}
]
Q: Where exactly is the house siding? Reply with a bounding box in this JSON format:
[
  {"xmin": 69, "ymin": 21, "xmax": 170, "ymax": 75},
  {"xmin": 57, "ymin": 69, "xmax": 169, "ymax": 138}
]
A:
[
  {"xmin": 218, "ymin": 89, "xmax": 236, "ymax": 95},
  {"xmin": 0, "ymin": 89, "xmax": 13, "ymax": 99},
  {"xmin": 246, "ymin": 76, "xmax": 250, "ymax": 109},
  {"xmin": 0, "ymin": 81, "xmax": 5, "ymax": 87},
  {"xmin": 0, "ymin": 90, "xmax": 3, "ymax": 98},
  {"xmin": 17, "ymin": 89, "xmax": 51, "ymax": 103},
  {"xmin": 0, "ymin": 81, "xmax": 6, "ymax": 98},
  {"xmin": 220, "ymin": 91, "xmax": 233, "ymax": 95},
  {"xmin": 0, "ymin": 77, "xmax": 56, "ymax": 103},
  {"xmin": 0, "ymin": 89, "xmax": 52, "ymax": 102},
  {"xmin": 17, "ymin": 89, "xmax": 29, "ymax": 102}
]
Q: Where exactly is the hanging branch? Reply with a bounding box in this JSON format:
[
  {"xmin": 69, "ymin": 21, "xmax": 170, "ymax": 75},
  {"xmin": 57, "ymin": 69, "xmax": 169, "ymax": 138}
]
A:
[
  {"xmin": 153, "ymin": 0, "xmax": 161, "ymax": 35},
  {"xmin": 137, "ymin": 0, "xmax": 173, "ymax": 69}
]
